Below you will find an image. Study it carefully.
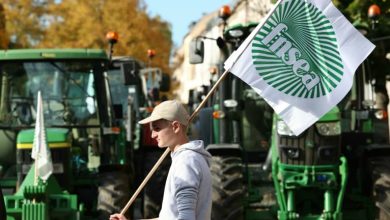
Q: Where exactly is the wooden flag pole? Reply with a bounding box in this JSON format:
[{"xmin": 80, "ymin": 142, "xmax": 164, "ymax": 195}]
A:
[{"xmin": 120, "ymin": 69, "xmax": 230, "ymax": 215}]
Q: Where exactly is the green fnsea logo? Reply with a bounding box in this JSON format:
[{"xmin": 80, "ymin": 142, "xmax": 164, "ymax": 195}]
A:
[{"xmin": 252, "ymin": 0, "xmax": 343, "ymax": 98}]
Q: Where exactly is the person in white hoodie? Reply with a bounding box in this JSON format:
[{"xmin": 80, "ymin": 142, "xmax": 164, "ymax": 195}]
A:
[{"xmin": 110, "ymin": 100, "xmax": 212, "ymax": 220}]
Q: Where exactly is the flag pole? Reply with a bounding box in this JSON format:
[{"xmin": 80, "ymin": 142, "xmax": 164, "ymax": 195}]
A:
[
  {"xmin": 120, "ymin": 69, "xmax": 230, "ymax": 215},
  {"xmin": 34, "ymin": 161, "xmax": 38, "ymax": 186},
  {"xmin": 120, "ymin": 0, "xmax": 285, "ymax": 215}
]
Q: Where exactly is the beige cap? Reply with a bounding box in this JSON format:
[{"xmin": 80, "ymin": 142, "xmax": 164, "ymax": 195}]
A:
[{"xmin": 139, "ymin": 100, "xmax": 190, "ymax": 126}]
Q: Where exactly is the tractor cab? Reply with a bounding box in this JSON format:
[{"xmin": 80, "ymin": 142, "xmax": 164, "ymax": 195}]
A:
[{"xmin": 0, "ymin": 49, "xmax": 132, "ymax": 220}]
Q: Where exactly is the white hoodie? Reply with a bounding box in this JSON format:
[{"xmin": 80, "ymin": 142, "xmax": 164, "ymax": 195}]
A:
[{"xmin": 159, "ymin": 140, "xmax": 212, "ymax": 220}]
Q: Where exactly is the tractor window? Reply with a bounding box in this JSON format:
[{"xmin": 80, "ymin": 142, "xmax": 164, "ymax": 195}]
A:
[
  {"xmin": 0, "ymin": 61, "xmax": 100, "ymax": 127},
  {"xmin": 106, "ymin": 68, "xmax": 129, "ymax": 117},
  {"xmin": 107, "ymin": 65, "xmax": 146, "ymax": 118}
]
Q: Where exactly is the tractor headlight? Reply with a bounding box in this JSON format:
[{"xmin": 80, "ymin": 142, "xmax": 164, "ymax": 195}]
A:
[
  {"xmin": 227, "ymin": 29, "xmax": 244, "ymax": 38},
  {"xmin": 224, "ymin": 99, "xmax": 238, "ymax": 108},
  {"xmin": 277, "ymin": 120, "xmax": 295, "ymax": 136},
  {"xmin": 374, "ymin": 109, "xmax": 388, "ymax": 120},
  {"xmin": 315, "ymin": 122, "xmax": 341, "ymax": 136}
]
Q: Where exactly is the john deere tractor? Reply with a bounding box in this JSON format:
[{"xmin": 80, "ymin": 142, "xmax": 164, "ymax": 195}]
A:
[
  {"xmin": 0, "ymin": 48, "xmax": 135, "ymax": 220},
  {"xmin": 106, "ymin": 56, "xmax": 171, "ymax": 218},
  {"xmin": 189, "ymin": 4, "xmax": 390, "ymax": 220}
]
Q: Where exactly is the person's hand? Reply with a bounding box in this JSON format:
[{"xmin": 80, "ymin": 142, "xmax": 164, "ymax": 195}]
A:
[{"xmin": 109, "ymin": 213, "xmax": 128, "ymax": 220}]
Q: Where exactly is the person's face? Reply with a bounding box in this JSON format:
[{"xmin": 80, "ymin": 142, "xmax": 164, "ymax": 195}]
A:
[{"xmin": 150, "ymin": 119, "xmax": 177, "ymax": 148}]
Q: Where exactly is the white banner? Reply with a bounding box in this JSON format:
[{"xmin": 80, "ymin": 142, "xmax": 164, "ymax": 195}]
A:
[
  {"xmin": 31, "ymin": 91, "xmax": 53, "ymax": 182},
  {"xmin": 225, "ymin": 0, "xmax": 375, "ymax": 135}
]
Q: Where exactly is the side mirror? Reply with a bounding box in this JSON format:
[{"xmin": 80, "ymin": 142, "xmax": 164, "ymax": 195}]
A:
[
  {"xmin": 122, "ymin": 62, "xmax": 139, "ymax": 85},
  {"xmin": 189, "ymin": 39, "xmax": 204, "ymax": 64}
]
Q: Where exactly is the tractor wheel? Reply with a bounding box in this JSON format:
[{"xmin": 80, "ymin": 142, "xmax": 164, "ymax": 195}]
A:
[
  {"xmin": 370, "ymin": 157, "xmax": 390, "ymax": 220},
  {"xmin": 143, "ymin": 151, "xmax": 171, "ymax": 218},
  {"xmin": 211, "ymin": 156, "xmax": 244, "ymax": 220},
  {"xmin": 97, "ymin": 171, "xmax": 131, "ymax": 220}
]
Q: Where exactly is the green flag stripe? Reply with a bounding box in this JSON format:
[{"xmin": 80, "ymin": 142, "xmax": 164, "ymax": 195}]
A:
[
  {"xmin": 255, "ymin": 65, "xmax": 288, "ymax": 74},
  {"xmin": 270, "ymin": 75, "xmax": 298, "ymax": 89},
  {"xmin": 319, "ymin": 80, "xmax": 327, "ymax": 95},
  {"xmin": 269, "ymin": 71, "xmax": 296, "ymax": 84},
  {"xmin": 252, "ymin": 54, "xmax": 276, "ymax": 59},
  {"xmin": 291, "ymin": 83, "xmax": 306, "ymax": 96},
  {"xmin": 298, "ymin": 86, "xmax": 306, "ymax": 97},
  {"xmin": 321, "ymin": 74, "xmax": 337, "ymax": 91},
  {"xmin": 263, "ymin": 70, "xmax": 293, "ymax": 80},
  {"xmin": 306, "ymin": 45, "xmax": 343, "ymax": 71},
  {"xmin": 281, "ymin": 77, "xmax": 304, "ymax": 94},
  {"xmin": 253, "ymin": 61, "xmax": 286, "ymax": 67},
  {"xmin": 308, "ymin": 52, "xmax": 343, "ymax": 78},
  {"xmin": 255, "ymin": 65, "xmax": 290, "ymax": 73},
  {"xmin": 319, "ymin": 76, "xmax": 332, "ymax": 93}
]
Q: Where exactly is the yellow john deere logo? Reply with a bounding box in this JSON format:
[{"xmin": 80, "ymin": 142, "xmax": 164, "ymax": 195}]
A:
[{"xmin": 252, "ymin": 0, "xmax": 344, "ymax": 98}]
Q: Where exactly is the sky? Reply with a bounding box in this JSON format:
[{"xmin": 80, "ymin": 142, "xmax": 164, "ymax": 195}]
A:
[{"xmin": 144, "ymin": 0, "xmax": 233, "ymax": 46}]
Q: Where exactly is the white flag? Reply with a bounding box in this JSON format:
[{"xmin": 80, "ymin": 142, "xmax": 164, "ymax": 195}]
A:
[
  {"xmin": 31, "ymin": 91, "xmax": 53, "ymax": 182},
  {"xmin": 225, "ymin": 0, "xmax": 375, "ymax": 135}
]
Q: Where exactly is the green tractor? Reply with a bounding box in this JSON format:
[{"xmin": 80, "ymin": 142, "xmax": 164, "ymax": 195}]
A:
[
  {"xmin": 269, "ymin": 30, "xmax": 390, "ymax": 219},
  {"xmin": 106, "ymin": 56, "xmax": 171, "ymax": 218},
  {"xmin": 0, "ymin": 48, "xmax": 134, "ymax": 220},
  {"xmin": 189, "ymin": 7, "xmax": 390, "ymax": 220}
]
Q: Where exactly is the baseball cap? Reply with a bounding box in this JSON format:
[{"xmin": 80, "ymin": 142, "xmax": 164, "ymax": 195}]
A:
[{"xmin": 138, "ymin": 100, "xmax": 190, "ymax": 126}]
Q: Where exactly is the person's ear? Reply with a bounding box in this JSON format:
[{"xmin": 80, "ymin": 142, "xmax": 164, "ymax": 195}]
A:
[{"xmin": 171, "ymin": 121, "xmax": 181, "ymax": 133}]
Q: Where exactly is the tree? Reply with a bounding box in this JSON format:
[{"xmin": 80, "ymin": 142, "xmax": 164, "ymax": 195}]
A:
[
  {"xmin": 334, "ymin": 0, "xmax": 390, "ymax": 96},
  {"xmin": 2, "ymin": 0, "xmax": 51, "ymax": 48},
  {"xmin": 334, "ymin": 0, "xmax": 390, "ymax": 36},
  {"xmin": 2, "ymin": 0, "xmax": 173, "ymax": 73},
  {"xmin": 0, "ymin": 3, "xmax": 8, "ymax": 49}
]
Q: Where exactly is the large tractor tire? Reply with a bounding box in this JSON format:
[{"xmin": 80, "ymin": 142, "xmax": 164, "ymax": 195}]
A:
[
  {"xmin": 370, "ymin": 157, "xmax": 390, "ymax": 220},
  {"xmin": 211, "ymin": 156, "xmax": 244, "ymax": 220},
  {"xmin": 97, "ymin": 171, "xmax": 132, "ymax": 220},
  {"xmin": 143, "ymin": 151, "xmax": 171, "ymax": 218}
]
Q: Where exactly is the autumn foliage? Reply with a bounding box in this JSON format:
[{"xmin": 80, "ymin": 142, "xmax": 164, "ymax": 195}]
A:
[
  {"xmin": 0, "ymin": 4, "xmax": 7, "ymax": 49},
  {"xmin": 0, "ymin": 0, "xmax": 172, "ymax": 73}
]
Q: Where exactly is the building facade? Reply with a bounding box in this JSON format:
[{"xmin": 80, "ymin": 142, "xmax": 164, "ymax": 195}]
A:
[{"xmin": 172, "ymin": 0, "xmax": 273, "ymax": 103}]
